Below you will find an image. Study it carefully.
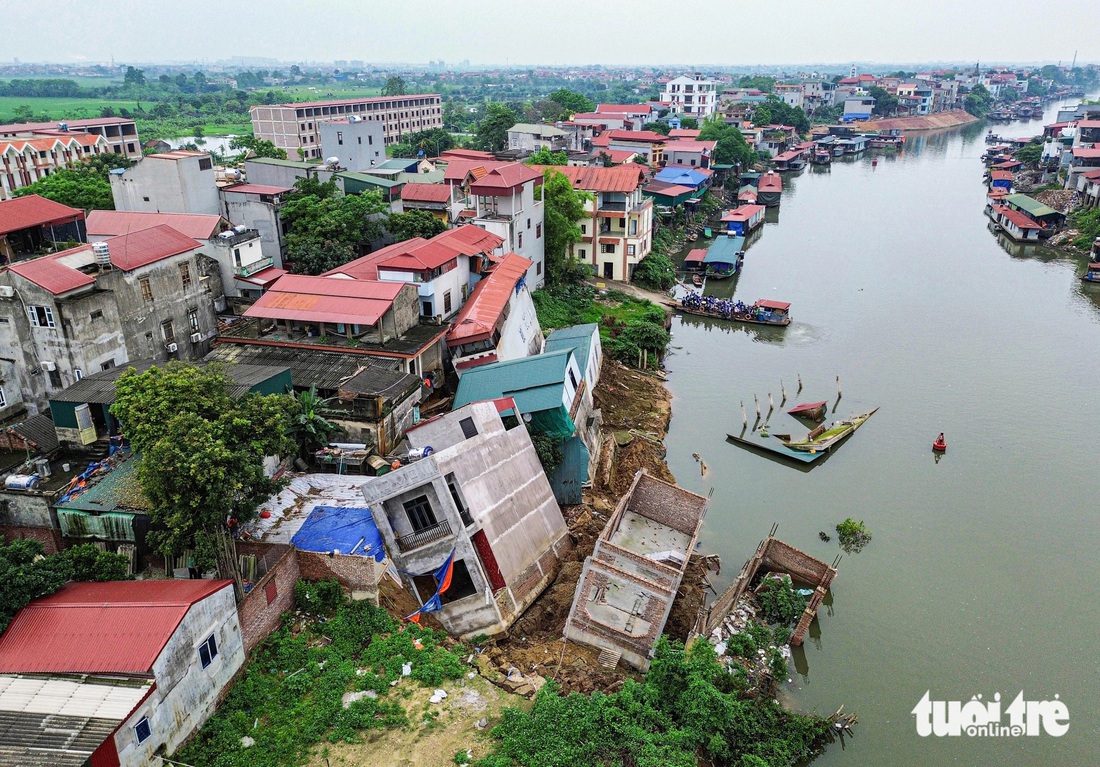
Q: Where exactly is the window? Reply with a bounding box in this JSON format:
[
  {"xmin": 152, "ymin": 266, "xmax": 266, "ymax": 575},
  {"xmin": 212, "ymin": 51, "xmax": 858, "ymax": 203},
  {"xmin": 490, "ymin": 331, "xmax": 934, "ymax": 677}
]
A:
[
  {"xmin": 443, "ymin": 290, "xmax": 452, "ymax": 314},
  {"xmin": 627, "ymin": 245, "xmax": 636, "ymax": 256},
  {"xmin": 89, "ymin": 309, "xmax": 103, "ymax": 320},
  {"xmin": 188, "ymin": 308, "xmax": 199, "ymax": 333},
  {"xmin": 461, "ymin": 283, "xmax": 468, "ymax": 301},
  {"xmin": 48, "ymin": 370, "xmax": 62, "ymax": 389},
  {"xmin": 139, "ymin": 277, "xmax": 153, "ymax": 303},
  {"xmin": 162, "ymin": 320, "xmax": 175, "ymax": 344},
  {"xmin": 536, "ymin": 223, "xmax": 542, "ymax": 239},
  {"xmin": 517, "ymin": 232, "xmax": 523, "ymax": 249},
  {"xmin": 459, "ymin": 417, "xmax": 478, "ymax": 440},
  {"xmin": 578, "ymin": 248, "xmax": 586, "ymax": 259},
  {"xmin": 265, "ymin": 580, "xmax": 278, "ymax": 605},
  {"xmin": 403, "ymin": 495, "xmax": 438, "ymax": 532},
  {"xmin": 537, "ymin": 261, "xmax": 543, "ymax": 275},
  {"xmin": 580, "ymin": 224, "xmax": 587, "ymax": 234},
  {"xmin": 142, "ymin": 196, "xmax": 150, "ymax": 202},
  {"xmin": 198, "ymin": 157, "xmax": 213, "ymax": 171},
  {"xmin": 179, "ymin": 262, "xmax": 192, "ymax": 288},
  {"xmin": 101, "ymin": 359, "xmax": 116, "ymax": 371},
  {"xmin": 368, "ymin": 135, "xmax": 373, "ymax": 145},
  {"xmin": 527, "ymin": 218, "xmax": 531, "ymax": 229},
  {"xmin": 337, "ymin": 131, "xmax": 343, "ymax": 145},
  {"xmin": 0, "ymin": 386, "xmax": 6, "ymax": 408},
  {"xmin": 74, "ymin": 369, "xmax": 83, "ymax": 381},
  {"xmin": 198, "ymin": 633, "xmax": 218, "ymax": 668},
  {"xmin": 26, "ymin": 306, "xmax": 56, "ymax": 328},
  {"xmin": 134, "ymin": 717, "xmax": 151, "ymax": 744},
  {"xmin": 568, "ymin": 367, "xmax": 578, "ymax": 390},
  {"xmin": 439, "ymin": 559, "xmax": 478, "ymax": 604},
  {"xmin": 601, "ymin": 243, "xmax": 615, "ymax": 254}
]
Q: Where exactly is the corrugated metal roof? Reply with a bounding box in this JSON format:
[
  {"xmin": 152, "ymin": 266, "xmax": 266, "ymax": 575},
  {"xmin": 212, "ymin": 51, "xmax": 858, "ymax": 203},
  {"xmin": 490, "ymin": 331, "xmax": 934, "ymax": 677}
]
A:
[
  {"xmin": 468, "ymin": 163, "xmax": 542, "ymax": 194},
  {"xmin": 1004, "ymin": 193, "xmax": 1058, "ymax": 218},
  {"xmin": 0, "ymin": 195, "xmax": 83, "ymax": 236},
  {"xmin": 5, "ymin": 253, "xmax": 94, "ymax": 296},
  {"xmin": 221, "ymin": 183, "xmax": 294, "ymax": 195},
  {"xmin": 205, "ymin": 344, "xmax": 403, "ymax": 391},
  {"xmin": 704, "ymin": 236, "xmax": 746, "ymax": 264},
  {"xmin": 51, "ymin": 359, "xmax": 290, "ymax": 405},
  {"xmin": 8, "ymin": 414, "xmax": 58, "ymax": 453},
  {"xmin": 86, "ymin": 210, "xmax": 225, "ymax": 240},
  {"xmin": 654, "ymin": 167, "xmax": 708, "ymax": 187},
  {"xmin": 758, "ymin": 172, "xmax": 783, "ymax": 192},
  {"xmin": 529, "ymin": 165, "xmax": 645, "ymax": 193},
  {"xmin": 401, "ymin": 182, "xmax": 451, "ymax": 203},
  {"xmin": 244, "ymin": 275, "xmax": 404, "ymax": 326},
  {"xmin": 721, "ymin": 205, "xmax": 765, "ymax": 222},
  {"xmin": 544, "ymin": 325, "xmax": 597, "ymax": 376},
  {"xmin": 0, "ymin": 580, "xmax": 233, "ymax": 675},
  {"xmin": 324, "ymin": 225, "xmax": 502, "ymax": 280},
  {"xmin": 103, "ymin": 225, "xmax": 201, "ymax": 271},
  {"xmin": 453, "ymin": 349, "xmax": 573, "ymax": 413},
  {"xmin": 0, "ymin": 674, "xmax": 151, "ymax": 720},
  {"xmin": 446, "ymin": 253, "xmax": 532, "ymax": 345}
]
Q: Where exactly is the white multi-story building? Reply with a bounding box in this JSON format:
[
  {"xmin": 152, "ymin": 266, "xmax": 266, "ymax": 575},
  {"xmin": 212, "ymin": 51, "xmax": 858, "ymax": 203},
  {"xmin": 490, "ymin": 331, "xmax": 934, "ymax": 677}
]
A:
[
  {"xmin": 469, "ymin": 164, "xmax": 546, "ymax": 289},
  {"xmin": 110, "ymin": 150, "xmax": 220, "ymax": 215},
  {"xmin": 662, "ymin": 74, "xmax": 720, "ymax": 118},
  {"xmin": 0, "ymin": 133, "xmax": 111, "ymax": 200}
]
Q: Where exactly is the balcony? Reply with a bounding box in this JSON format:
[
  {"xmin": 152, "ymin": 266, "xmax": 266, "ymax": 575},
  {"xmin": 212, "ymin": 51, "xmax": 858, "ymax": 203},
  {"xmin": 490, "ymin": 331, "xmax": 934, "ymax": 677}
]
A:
[
  {"xmin": 234, "ymin": 256, "xmax": 274, "ymax": 277},
  {"xmin": 395, "ymin": 519, "xmax": 452, "ymax": 553}
]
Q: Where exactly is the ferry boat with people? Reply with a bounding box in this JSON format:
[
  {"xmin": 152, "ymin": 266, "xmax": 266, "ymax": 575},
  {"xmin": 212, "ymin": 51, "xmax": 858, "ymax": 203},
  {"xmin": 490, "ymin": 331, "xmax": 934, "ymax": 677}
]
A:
[{"xmin": 667, "ymin": 296, "xmax": 792, "ymax": 326}]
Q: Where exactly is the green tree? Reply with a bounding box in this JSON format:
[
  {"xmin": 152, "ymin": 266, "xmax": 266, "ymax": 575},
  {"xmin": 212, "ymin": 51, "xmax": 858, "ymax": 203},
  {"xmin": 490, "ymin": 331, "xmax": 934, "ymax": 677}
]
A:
[
  {"xmin": 964, "ymin": 84, "xmax": 992, "ymax": 117},
  {"xmin": 382, "ymin": 76, "xmax": 407, "ymax": 96},
  {"xmin": 868, "ymin": 86, "xmax": 898, "ymax": 116},
  {"xmin": 475, "ymin": 102, "xmax": 518, "ymax": 152},
  {"xmin": 387, "ymin": 209, "xmax": 447, "ymax": 241},
  {"xmin": 123, "ymin": 66, "xmax": 146, "ymax": 88},
  {"xmin": 14, "ymin": 164, "xmax": 114, "ymax": 210},
  {"xmin": 283, "ymin": 186, "xmax": 388, "ymax": 275},
  {"xmin": 754, "ymin": 96, "xmax": 810, "ymax": 133},
  {"xmin": 679, "ymin": 117, "xmax": 699, "ymax": 130},
  {"xmin": 526, "ymin": 147, "xmax": 568, "ymax": 166},
  {"xmin": 229, "ymin": 135, "xmax": 288, "ymax": 159},
  {"xmin": 1015, "ymin": 141, "xmax": 1043, "ymax": 165},
  {"xmin": 288, "ymin": 385, "xmax": 345, "ymax": 457},
  {"xmin": 698, "ymin": 117, "xmax": 756, "ymax": 169},
  {"xmin": 547, "ymin": 87, "xmax": 595, "ymax": 117},
  {"xmin": 110, "ymin": 363, "xmax": 296, "ymax": 574},
  {"xmin": 642, "ymin": 121, "xmax": 671, "ymax": 136},
  {"xmin": 738, "ymin": 75, "xmax": 776, "ymax": 93},
  {"xmin": 540, "ymin": 168, "xmax": 591, "ymax": 285}
]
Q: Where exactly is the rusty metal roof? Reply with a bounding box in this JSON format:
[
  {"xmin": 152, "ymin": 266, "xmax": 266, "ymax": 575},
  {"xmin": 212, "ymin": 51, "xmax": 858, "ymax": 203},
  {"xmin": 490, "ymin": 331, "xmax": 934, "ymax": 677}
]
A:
[
  {"xmin": 244, "ymin": 274, "xmax": 405, "ymax": 326},
  {"xmin": 446, "ymin": 253, "xmax": 532, "ymax": 345}
]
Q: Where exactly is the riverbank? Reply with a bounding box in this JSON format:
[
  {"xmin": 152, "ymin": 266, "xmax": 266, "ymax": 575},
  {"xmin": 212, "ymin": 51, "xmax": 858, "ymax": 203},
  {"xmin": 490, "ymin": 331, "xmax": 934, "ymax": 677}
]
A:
[{"xmin": 850, "ymin": 109, "xmax": 978, "ymax": 132}]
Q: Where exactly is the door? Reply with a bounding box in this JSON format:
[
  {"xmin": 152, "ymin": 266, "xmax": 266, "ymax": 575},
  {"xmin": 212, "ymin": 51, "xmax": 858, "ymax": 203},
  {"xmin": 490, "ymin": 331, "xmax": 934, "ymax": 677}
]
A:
[{"xmin": 603, "ymin": 262, "xmax": 614, "ymax": 279}]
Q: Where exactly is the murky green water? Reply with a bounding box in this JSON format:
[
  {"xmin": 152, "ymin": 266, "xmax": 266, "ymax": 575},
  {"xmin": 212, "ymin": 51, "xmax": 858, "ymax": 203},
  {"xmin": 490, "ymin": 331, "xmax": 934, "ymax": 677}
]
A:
[{"xmin": 662, "ymin": 100, "xmax": 1100, "ymax": 766}]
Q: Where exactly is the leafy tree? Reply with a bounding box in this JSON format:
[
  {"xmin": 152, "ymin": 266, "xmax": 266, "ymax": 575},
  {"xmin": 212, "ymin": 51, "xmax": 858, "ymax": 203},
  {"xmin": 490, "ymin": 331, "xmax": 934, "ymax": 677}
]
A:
[
  {"xmin": 540, "ymin": 168, "xmax": 591, "ymax": 285},
  {"xmin": 282, "ymin": 178, "xmax": 387, "ymax": 274},
  {"xmin": 123, "ymin": 66, "xmax": 146, "ymax": 88},
  {"xmin": 288, "ymin": 385, "xmax": 345, "ymax": 457},
  {"xmin": 229, "ymin": 135, "xmax": 287, "ymax": 159},
  {"xmin": 288, "ymin": 240, "xmax": 357, "ymax": 275},
  {"xmin": 474, "ymin": 102, "xmax": 518, "ymax": 152},
  {"xmin": 389, "ymin": 141, "xmax": 418, "ymax": 158},
  {"xmin": 387, "ymin": 209, "xmax": 447, "ymax": 241},
  {"xmin": 756, "ymin": 574, "xmax": 807, "ymax": 626},
  {"xmin": 526, "ymin": 147, "xmax": 568, "ymax": 166},
  {"xmin": 964, "ymin": 84, "xmax": 992, "ymax": 117},
  {"xmin": 382, "ymin": 76, "xmax": 407, "ymax": 96},
  {"xmin": 753, "ymin": 96, "xmax": 810, "ymax": 133},
  {"xmin": 642, "ymin": 121, "xmax": 671, "ymax": 136},
  {"xmin": 868, "ymin": 86, "xmax": 898, "ymax": 116},
  {"xmin": 738, "ymin": 75, "xmax": 776, "ymax": 93},
  {"xmin": 699, "ymin": 117, "xmax": 756, "ymax": 169},
  {"xmin": 14, "ymin": 163, "xmax": 114, "ymax": 210},
  {"xmin": 1015, "ymin": 141, "xmax": 1043, "ymax": 165},
  {"xmin": 679, "ymin": 117, "xmax": 699, "ymax": 130},
  {"xmin": 631, "ymin": 253, "xmax": 677, "ymax": 291},
  {"xmin": 1026, "ymin": 79, "xmax": 1049, "ymax": 98},
  {"xmin": 547, "ymin": 87, "xmax": 595, "ymax": 117},
  {"xmin": 110, "ymin": 363, "xmax": 296, "ymax": 573},
  {"xmin": 64, "ymin": 543, "xmax": 130, "ymax": 582}
]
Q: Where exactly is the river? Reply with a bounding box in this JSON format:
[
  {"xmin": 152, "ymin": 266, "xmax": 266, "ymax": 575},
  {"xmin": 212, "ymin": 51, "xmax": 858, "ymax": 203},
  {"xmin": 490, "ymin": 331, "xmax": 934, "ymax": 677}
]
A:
[{"xmin": 661, "ymin": 97, "xmax": 1100, "ymax": 766}]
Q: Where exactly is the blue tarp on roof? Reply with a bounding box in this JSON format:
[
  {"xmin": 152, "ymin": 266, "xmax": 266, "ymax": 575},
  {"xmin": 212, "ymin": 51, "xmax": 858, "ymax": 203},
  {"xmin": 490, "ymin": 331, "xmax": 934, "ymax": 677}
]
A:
[
  {"xmin": 290, "ymin": 506, "xmax": 386, "ymax": 561},
  {"xmin": 655, "ymin": 167, "xmax": 708, "ymax": 188}
]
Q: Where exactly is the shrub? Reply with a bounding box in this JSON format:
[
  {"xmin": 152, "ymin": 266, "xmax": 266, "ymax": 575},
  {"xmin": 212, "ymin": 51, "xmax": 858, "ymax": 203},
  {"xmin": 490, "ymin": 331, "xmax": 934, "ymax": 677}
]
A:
[
  {"xmin": 294, "ymin": 578, "xmax": 345, "ymax": 616},
  {"xmin": 835, "ymin": 518, "xmax": 873, "ymax": 553},
  {"xmin": 757, "ymin": 575, "xmax": 807, "ymax": 627},
  {"xmin": 632, "ymin": 252, "xmax": 677, "ymax": 291}
]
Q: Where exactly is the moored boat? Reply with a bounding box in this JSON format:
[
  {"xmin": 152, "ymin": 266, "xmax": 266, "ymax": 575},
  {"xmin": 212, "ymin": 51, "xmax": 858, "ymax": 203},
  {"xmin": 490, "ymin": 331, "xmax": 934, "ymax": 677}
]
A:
[
  {"xmin": 933, "ymin": 433, "xmax": 947, "ymax": 452},
  {"xmin": 666, "ymin": 296, "xmax": 792, "ymax": 326},
  {"xmin": 778, "ymin": 408, "xmax": 879, "ymax": 453},
  {"xmin": 787, "ymin": 401, "xmax": 828, "ymax": 422},
  {"xmin": 1081, "ymin": 263, "xmax": 1100, "ymax": 283},
  {"xmin": 692, "ymin": 273, "xmax": 704, "ymax": 287}
]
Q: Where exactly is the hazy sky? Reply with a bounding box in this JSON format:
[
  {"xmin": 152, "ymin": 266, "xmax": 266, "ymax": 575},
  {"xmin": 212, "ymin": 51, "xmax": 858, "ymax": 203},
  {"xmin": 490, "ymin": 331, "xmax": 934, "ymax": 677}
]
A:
[{"xmin": 9, "ymin": 0, "xmax": 1096, "ymax": 67}]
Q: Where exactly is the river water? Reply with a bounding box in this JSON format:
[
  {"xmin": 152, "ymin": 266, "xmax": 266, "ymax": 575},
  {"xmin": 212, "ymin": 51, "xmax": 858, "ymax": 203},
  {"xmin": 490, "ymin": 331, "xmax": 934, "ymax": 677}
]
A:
[{"xmin": 662, "ymin": 98, "xmax": 1100, "ymax": 766}]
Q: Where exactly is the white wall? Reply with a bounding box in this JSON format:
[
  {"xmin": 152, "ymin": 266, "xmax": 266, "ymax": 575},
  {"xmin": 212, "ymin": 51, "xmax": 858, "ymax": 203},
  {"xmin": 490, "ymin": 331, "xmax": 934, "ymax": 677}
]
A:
[
  {"xmin": 111, "ymin": 156, "xmax": 220, "ymax": 215},
  {"xmin": 378, "ymin": 259, "xmax": 470, "ymax": 320},
  {"xmin": 495, "ymin": 283, "xmax": 543, "ymax": 361}
]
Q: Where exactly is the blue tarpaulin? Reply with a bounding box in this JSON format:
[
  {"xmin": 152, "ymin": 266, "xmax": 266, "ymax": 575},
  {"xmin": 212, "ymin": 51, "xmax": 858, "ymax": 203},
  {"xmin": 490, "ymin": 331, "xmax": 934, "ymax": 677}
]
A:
[{"xmin": 290, "ymin": 506, "xmax": 386, "ymax": 561}]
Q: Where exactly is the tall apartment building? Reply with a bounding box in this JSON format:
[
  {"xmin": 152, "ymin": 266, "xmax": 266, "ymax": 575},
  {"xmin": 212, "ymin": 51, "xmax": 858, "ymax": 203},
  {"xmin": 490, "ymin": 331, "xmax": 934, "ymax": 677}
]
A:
[
  {"xmin": 250, "ymin": 94, "xmax": 443, "ymax": 160},
  {"xmin": 661, "ymin": 74, "xmax": 720, "ymax": 118}
]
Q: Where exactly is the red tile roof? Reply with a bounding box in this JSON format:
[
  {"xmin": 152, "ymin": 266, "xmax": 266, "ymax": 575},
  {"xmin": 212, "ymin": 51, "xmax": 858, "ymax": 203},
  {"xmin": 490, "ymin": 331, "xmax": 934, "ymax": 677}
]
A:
[
  {"xmin": 596, "ymin": 104, "xmax": 653, "ymax": 114},
  {"xmin": 664, "ymin": 140, "xmax": 716, "ymax": 154},
  {"xmin": 644, "ymin": 183, "xmax": 694, "ymax": 198},
  {"xmin": 599, "ymin": 149, "xmax": 638, "ymax": 164},
  {"xmin": 401, "ymin": 182, "xmax": 452, "ymax": 203},
  {"xmin": 222, "ymin": 183, "xmax": 293, "ymax": 195},
  {"xmin": 758, "ymin": 172, "xmax": 783, "ymax": 192},
  {"xmin": 0, "ymin": 580, "xmax": 233, "ymax": 675},
  {"xmin": 6, "ymin": 252, "xmax": 95, "ymax": 295},
  {"xmin": 1072, "ymin": 147, "xmax": 1100, "ymax": 159},
  {"xmin": 0, "ymin": 133, "xmax": 105, "ymax": 154},
  {"xmin": 447, "ymin": 253, "xmax": 533, "ymax": 345},
  {"xmin": 86, "ymin": 210, "xmax": 225, "ymax": 240},
  {"xmin": 757, "ymin": 299, "xmax": 790, "ymax": 310},
  {"xmin": 104, "ymin": 224, "xmax": 202, "ymax": 271},
  {"xmin": 992, "ymin": 205, "xmax": 1041, "ymax": 230},
  {"xmin": 469, "ymin": 163, "xmax": 543, "ymax": 195},
  {"xmin": 607, "ymin": 130, "xmax": 669, "ymax": 144},
  {"xmin": 529, "ymin": 164, "xmax": 646, "ymax": 193},
  {"xmin": 324, "ymin": 225, "xmax": 502, "ymax": 280},
  {"xmin": 245, "ymin": 274, "xmax": 406, "ymax": 326},
  {"xmin": 721, "ymin": 204, "xmax": 765, "ymax": 221},
  {"xmin": 591, "ymin": 134, "xmax": 612, "ymax": 148},
  {"xmin": 684, "ymin": 248, "xmax": 707, "ymax": 263},
  {"xmin": 990, "ymin": 170, "xmax": 1014, "ymax": 181},
  {"xmin": 442, "ymin": 159, "xmax": 502, "ymax": 184},
  {"xmin": 669, "ymin": 129, "xmax": 702, "ymax": 139},
  {"xmin": 0, "ymin": 194, "xmax": 84, "ymax": 235}
]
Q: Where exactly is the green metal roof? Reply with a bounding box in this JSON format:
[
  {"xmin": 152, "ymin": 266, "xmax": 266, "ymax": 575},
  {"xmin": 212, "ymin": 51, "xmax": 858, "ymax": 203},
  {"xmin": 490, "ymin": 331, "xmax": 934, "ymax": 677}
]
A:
[
  {"xmin": 397, "ymin": 170, "xmax": 446, "ymax": 185},
  {"xmin": 57, "ymin": 453, "xmax": 149, "ymax": 513},
  {"xmin": 336, "ymin": 171, "xmax": 403, "ymax": 189},
  {"xmin": 704, "ymin": 236, "xmax": 746, "ymax": 264},
  {"xmin": 453, "ymin": 349, "xmax": 575, "ymax": 414},
  {"xmin": 247, "ymin": 157, "xmax": 317, "ymax": 169},
  {"xmin": 373, "ymin": 158, "xmax": 420, "ymax": 171},
  {"xmin": 1004, "ymin": 194, "xmax": 1059, "ymax": 218},
  {"xmin": 544, "ymin": 325, "xmax": 597, "ymax": 376}
]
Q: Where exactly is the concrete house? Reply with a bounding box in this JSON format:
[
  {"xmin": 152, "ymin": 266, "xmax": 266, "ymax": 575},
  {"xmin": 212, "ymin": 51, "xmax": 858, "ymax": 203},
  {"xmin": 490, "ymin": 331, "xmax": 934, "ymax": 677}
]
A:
[
  {"xmin": 362, "ymin": 400, "xmax": 570, "ymax": 638},
  {"xmin": 564, "ymin": 470, "xmax": 707, "ymax": 670},
  {"xmin": 453, "ymin": 348, "xmax": 600, "ymax": 505},
  {"xmin": 0, "ymin": 226, "xmax": 224, "ymax": 413},
  {"xmin": 0, "ymin": 195, "xmax": 86, "ymax": 263},
  {"xmin": 319, "ymin": 116, "xmax": 386, "ymax": 171},
  {"xmin": 0, "ymin": 580, "xmax": 245, "ymax": 767},
  {"xmin": 322, "ymin": 225, "xmax": 505, "ymax": 322},
  {"xmin": 447, "ymin": 252, "xmax": 541, "ymax": 374},
  {"xmin": 506, "ymin": 123, "xmax": 570, "ymax": 152},
  {"xmin": 110, "ymin": 150, "xmax": 220, "ymax": 215},
  {"xmin": 0, "ymin": 116, "xmax": 142, "ymax": 161},
  {"xmin": 662, "ymin": 74, "xmax": 720, "ymax": 118},
  {"xmin": 468, "ymin": 164, "xmax": 546, "ymax": 290},
  {"xmin": 85, "ymin": 210, "xmax": 274, "ymax": 302},
  {"xmin": 219, "ymin": 183, "xmax": 294, "ymax": 277},
  {"xmin": 534, "ymin": 164, "xmax": 653, "ymax": 282}
]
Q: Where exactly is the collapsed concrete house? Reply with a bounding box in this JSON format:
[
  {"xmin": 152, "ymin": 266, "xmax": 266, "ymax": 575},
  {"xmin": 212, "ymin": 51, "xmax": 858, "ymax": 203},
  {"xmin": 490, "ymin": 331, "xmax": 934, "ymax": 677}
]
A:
[
  {"xmin": 362, "ymin": 400, "xmax": 570, "ymax": 638},
  {"xmin": 564, "ymin": 470, "xmax": 707, "ymax": 670}
]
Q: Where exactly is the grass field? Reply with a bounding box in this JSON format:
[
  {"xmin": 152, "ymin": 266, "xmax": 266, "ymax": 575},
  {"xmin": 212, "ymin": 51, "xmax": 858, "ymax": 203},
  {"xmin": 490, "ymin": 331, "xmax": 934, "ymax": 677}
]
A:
[
  {"xmin": 0, "ymin": 95, "xmax": 142, "ymax": 122},
  {"xmin": 273, "ymin": 83, "xmax": 383, "ymax": 100}
]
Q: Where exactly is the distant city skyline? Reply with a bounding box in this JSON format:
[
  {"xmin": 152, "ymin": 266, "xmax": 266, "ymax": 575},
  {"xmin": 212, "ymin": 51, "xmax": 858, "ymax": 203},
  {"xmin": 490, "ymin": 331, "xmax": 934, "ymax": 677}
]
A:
[{"xmin": 6, "ymin": 0, "xmax": 1096, "ymax": 69}]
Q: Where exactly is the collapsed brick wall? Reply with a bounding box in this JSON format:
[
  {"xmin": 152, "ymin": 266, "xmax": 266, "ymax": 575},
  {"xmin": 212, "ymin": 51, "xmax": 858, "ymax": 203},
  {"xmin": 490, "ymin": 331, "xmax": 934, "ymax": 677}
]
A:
[
  {"xmin": 297, "ymin": 550, "xmax": 383, "ymax": 601},
  {"xmin": 626, "ymin": 475, "xmax": 707, "ymax": 537},
  {"xmin": 0, "ymin": 525, "xmax": 62, "ymax": 555},
  {"xmin": 235, "ymin": 542, "xmax": 299, "ymax": 654},
  {"xmin": 760, "ymin": 539, "xmax": 832, "ymax": 586}
]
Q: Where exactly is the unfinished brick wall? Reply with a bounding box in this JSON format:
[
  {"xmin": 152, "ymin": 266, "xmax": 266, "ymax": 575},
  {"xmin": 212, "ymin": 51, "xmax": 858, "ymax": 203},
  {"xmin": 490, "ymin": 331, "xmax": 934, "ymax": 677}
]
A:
[
  {"xmin": 593, "ymin": 540, "xmax": 680, "ymax": 590},
  {"xmin": 760, "ymin": 539, "xmax": 833, "ymax": 586},
  {"xmin": 625, "ymin": 474, "xmax": 707, "ymax": 536},
  {"xmin": 0, "ymin": 525, "xmax": 62, "ymax": 555},
  {"xmin": 235, "ymin": 543, "xmax": 299, "ymax": 654},
  {"xmin": 297, "ymin": 550, "xmax": 382, "ymax": 602}
]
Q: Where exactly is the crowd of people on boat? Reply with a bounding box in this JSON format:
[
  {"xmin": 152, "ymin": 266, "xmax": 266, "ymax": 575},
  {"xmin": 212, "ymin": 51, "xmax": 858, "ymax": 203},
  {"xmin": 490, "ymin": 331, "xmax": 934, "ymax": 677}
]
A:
[{"xmin": 680, "ymin": 293, "xmax": 757, "ymax": 318}]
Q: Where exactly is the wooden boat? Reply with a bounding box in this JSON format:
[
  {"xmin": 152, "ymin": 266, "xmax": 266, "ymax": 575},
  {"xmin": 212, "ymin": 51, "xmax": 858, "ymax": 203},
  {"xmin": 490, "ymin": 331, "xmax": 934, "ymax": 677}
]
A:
[
  {"xmin": 665, "ymin": 299, "xmax": 792, "ymax": 327},
  {"xmin": 1081, "ymin": 263, "xmax": 1100, "ymax": 283},
  {"xmin": 692, "ymin": 273, "xmax": 704, "ymax": 287},
  {"xmin": 778, "ymin": 408, "xmax": 879, "ymax": 453},
  {"xmin": 787, "ymin": 401, "xmax": 827, "ymax": 422}
]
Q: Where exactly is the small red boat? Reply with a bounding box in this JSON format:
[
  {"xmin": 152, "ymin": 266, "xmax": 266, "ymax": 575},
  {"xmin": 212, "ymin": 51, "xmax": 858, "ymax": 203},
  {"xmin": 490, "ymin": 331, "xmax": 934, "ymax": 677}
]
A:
[{"xmin": 932, "ymin": 433, "xmax": 947, "ymax": 452}]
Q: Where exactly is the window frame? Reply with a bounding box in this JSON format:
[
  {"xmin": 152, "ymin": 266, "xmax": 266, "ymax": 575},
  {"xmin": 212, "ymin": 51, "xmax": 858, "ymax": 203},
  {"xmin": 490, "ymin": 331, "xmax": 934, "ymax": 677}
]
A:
[
  {"xmin": 134, "ymin": 716, "xmax": 151, "ymax": 744},
  {"xmin": 402, "ymin": 494, "xmax": 438, "ymax": 532},
  {"xmin": 26, "ymin": 305, "xmax": 56, "ymax": 328},
  {"xmin": 198, "ymin": 632, "xmax": 218, "ymax": 669},
  {"xmin": 139, "ymin": 277, "xmax": 153, "ymax": 303},
  {"xmin": 179, "ymin": 261, "xmax": 192, "ymax": 288}
]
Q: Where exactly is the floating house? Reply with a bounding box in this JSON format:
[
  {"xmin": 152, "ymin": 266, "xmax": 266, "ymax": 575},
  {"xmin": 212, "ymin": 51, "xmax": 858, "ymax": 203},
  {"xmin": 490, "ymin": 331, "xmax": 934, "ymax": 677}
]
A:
[
  {"xmin": 1002, "ymin": 193, "xmax": 1064, "ymax": 235},
  {"xmin": 988, "ymin": 204, "xmax": 1042, "ymax": 242},
  {"xmin": 703, "ymin": 235, "xmax": 746, "ymax": 279},
  {"xmin": 989, "ymin": 169, "xmax": 1014, "ymax": 191},
  {"xmin": 683, "ymin": 247, "xmax": 707, "ymax": 272},
  {"xmin": 720, "ymin": 204, "xmax": 766, "ymax": 236},
  {"xmin": 757, "ymin": 171, "xmax": 783, "ymax": 206}
]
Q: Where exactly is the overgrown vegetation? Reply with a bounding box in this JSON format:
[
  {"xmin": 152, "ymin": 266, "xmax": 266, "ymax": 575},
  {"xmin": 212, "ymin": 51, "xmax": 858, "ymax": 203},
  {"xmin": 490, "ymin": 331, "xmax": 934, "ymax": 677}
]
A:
[
  {"xmin": 631, "ymin": 228, "xmax": 681, "ymax": 291},
  {"xmin": 474, "ymin": 637, "xmax": 829, "ymax": 767},
  {"xmin": 280, "ymin": 176, "xmax": 388, "ymax": 275},
  {"xmin": 756, "ymin": 574, "xmax": 807, "ymax": 626},
  {"xmin": 177, "ymin": 580, "xmax": 466, "ymax": 767},
  {"xmin": 0, "ymin": 539, "xmax": 131, "ymax": 635},
  {"xmin": 1071, "ymin": 205, "xmax": 1100, "ymax": 250},
  {"xmin": 835, "ymin": 518, "xmax": 873, "ymax": 554},
  {"xmin": 13, "ymin": 152, "xmax": 133, "ymax": 210},
  {"xmin": 527, "ymin": 426, "xmax": 565, "ymax": 477}
]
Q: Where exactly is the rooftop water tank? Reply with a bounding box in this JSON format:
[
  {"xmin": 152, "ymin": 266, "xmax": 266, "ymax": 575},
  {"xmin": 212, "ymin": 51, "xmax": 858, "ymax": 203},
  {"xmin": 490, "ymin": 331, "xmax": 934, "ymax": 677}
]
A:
[
  {"xmin": 34, "ymin": 458, "xmax": 52, "ymax": 478},
  {"xmin": 92, "ymin": 241, "xmax": 111, "ymax": 266},
  {"xmin": 5, "ymin": 474, "xmax": 40, "ymax": 491}
]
